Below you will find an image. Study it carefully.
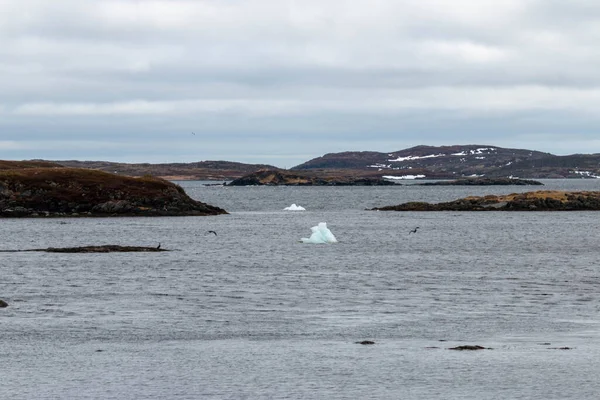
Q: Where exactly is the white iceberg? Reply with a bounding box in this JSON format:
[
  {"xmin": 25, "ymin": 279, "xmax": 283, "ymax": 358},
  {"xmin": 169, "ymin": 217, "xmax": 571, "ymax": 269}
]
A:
[
  {"xmin": 284, "ymin": 203, "xmax": 306, "ymax": 211},
  {"xmin": 301, "ymin": 222, "xmax": 338, "ymax": 244}
]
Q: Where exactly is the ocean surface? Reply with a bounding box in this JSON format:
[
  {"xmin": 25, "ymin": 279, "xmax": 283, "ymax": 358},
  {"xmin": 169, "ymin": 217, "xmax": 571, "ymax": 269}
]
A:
[{"xmin": 2, "ymin": 179, "xmax": 600, "ymax": 399}]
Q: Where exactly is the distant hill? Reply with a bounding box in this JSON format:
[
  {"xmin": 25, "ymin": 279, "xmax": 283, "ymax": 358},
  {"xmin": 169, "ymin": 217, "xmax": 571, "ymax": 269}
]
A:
[
  {"xmin": 0, "ymin": 160, "xmax": 63, "ymax": 170},
  {"xmin": 10, "ymin": 144, "xmax": 600, "ymax": 180},
  {"xmin": 52, "ymin": 160, "xmax": 279, "ymax": 181},
  {"xmin": 292, "ymin": 145, "xmax": 600, "ymax": 179}
]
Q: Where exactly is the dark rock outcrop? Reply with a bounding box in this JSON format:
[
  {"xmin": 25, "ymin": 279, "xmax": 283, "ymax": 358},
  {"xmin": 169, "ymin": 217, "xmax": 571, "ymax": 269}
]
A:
[
  {"xmin": 0, "ymin": 245, "xmax": 169, "ymax": 253},
  {"xmin": 0, "ymin": 165, "xmax": 227, "ymax": 217},
  {"xmin": 372, "ymin": 191, "xmax": 600, "ymax": 211},
  {"xmin": 0, "ymin": 299, "xmax": 8, "ymax": 308},
  {"xmin": 448, "ymin": 345, "xmax": 488, "ymax": 350},
  {"xmin": 417, "ymin": 177, "xmax": 543, "ymax": 186},
  {"xmin": 227, "ymin": 169, "xmax": 396, "ymax": 186}
]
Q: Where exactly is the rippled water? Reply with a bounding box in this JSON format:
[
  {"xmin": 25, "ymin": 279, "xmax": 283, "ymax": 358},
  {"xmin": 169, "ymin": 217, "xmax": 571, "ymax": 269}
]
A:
[{"xmin": 2, "ymin": 180, "xmax": 600, "ymax": 399}]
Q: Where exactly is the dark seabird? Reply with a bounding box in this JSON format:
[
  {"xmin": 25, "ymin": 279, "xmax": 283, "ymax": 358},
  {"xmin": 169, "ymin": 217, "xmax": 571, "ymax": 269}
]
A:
[
  {"xmin": 156, "ymin": 242, "xmax": 161, "ymax": 249},
  {"xmin": 409, "ymin": 227, "xmax": 419, "ymax": 234},
  {"xmin": 207, "ymin": 230, "xmax": 217, "ymax": 236}
]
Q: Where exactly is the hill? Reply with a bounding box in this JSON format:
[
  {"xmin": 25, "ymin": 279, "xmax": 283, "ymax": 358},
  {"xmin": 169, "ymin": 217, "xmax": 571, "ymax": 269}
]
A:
[
  {"xmin": 11, "ymin": 144, "xmax": 600, "ymax": 180},
  {"xmin": 53, "ymin": 160, "xmax": 279, "ymax": 181},
  {"xmin": 292, "ymin": 145, "xmax": 600, "ymax": 179}
]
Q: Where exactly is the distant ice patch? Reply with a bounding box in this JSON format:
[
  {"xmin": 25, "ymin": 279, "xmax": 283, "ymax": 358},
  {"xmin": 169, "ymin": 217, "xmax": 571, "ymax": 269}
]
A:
[
  {"xmin": 388, "ymin": 154, "xmax": 444, "ymax": 162},
  {"xmin": 571, "ymin": 170, "xmax": 600, "ymax": 179},
  {"xmin": 367, "ymin": 163, "xmax": 391, "ymax": 169},
  {"xmin": 383, "ymin": 174, "xmax": 426, "ymax": 180},
  {"xmin": 284, "ymin": 204, "xmax": 306, "ymax": 211},
  {"xmin": 452, "ymin": 147, "xmax": 496, "ymax": 156},
  {"xmin": 301, "ymin": 222, "xmax": 338, "ymax": 244}
]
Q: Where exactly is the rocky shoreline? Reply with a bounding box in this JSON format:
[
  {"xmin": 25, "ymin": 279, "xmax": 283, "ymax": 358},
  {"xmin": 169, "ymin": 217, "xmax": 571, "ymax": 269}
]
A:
[
  {"xmin": 415, "ymin": 177, "xmax": 543, "ymax": 186},
  {"xmin": 372, "ymin": 191, "xmax": 600, "ymax": 211}
]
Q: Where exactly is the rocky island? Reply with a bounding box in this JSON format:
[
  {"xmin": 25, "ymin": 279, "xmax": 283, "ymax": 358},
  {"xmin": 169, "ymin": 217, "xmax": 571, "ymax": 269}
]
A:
[
  {"xmin": 416, "ymin": 177, "xmax": 543, "ymax": 186},
  {"xmin": 0, "ymin": 163, "xmax": 227, "ymax": 217},
  {"xmin": 227, "ymin": 169, "xmax": 396, "ymax": 186},
  {"xmin": 372, "ymin": 191, "xmax": 600, "ymax": 211}
]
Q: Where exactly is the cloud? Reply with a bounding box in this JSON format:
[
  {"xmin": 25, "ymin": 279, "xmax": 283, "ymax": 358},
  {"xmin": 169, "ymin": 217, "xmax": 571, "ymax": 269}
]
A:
[{"xmin": 2, "ymin": 0, "xmax": 600, "ymax": 166}]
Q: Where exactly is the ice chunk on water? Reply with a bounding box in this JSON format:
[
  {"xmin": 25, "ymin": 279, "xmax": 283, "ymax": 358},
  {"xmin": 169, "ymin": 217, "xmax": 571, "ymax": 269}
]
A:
[
  {"xmin": 284, "ymin": 204, "xmax": 306, "ymax": 211},
  {"xmin": 301, "ymin": 222, "xmax": 338, "ymax": 244}
]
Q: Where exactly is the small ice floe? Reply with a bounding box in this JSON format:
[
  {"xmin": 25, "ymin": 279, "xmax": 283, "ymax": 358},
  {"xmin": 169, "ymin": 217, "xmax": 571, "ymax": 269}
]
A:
[
  {"xmin": 300, "ymin": 222, "xmax": 338, "ymax": 244},
  {"xmin": 284, "ymin": 204, "xmax": 306, "ymax": 211}
]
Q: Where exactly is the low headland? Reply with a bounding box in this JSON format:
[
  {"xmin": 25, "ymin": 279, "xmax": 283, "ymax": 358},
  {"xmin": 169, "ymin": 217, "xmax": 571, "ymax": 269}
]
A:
[
  {"xmin": 415, "ymin": 177, "xmax": 543, "ymax": 186},
  {"xmin": 0, "ymin": 163, "xmax": 227, "ymax": 217},
  {"xmin": 227, "ymin": 169, "xmax": 396, "ymax": 186},
  {"xmin": 372, "ymin": 191, "xmax": 600, "ymax": 211}
]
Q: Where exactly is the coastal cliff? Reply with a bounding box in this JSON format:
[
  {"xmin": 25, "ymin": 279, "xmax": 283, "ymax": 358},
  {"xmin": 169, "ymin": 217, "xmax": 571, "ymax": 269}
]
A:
[
  {"xmin": 372, "ymin": 191, "xmax": 600, "ymax": 211},
  {"xmin": 0, "ymin": 165, "xmax": 227, "ymax": 217}
]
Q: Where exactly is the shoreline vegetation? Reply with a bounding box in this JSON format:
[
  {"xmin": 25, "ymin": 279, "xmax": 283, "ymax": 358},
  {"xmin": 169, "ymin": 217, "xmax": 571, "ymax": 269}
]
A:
[
  {"xmin": 372, "ymin": 191, "xmax": 600, "ymax": 211},
  {"xmin": 0, "ymin": 163, "xmax": 227, "ymax": 218}
]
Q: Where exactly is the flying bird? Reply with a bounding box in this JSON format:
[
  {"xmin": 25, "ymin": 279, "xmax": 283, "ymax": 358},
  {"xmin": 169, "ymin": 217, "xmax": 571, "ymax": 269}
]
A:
[
  {"xmin": 409, "ymin": 227, "xmax": 419, "ymax": 234},
  {"xmin": 191, "ymin": 132, "xmax": 196, "ymax": 135}
]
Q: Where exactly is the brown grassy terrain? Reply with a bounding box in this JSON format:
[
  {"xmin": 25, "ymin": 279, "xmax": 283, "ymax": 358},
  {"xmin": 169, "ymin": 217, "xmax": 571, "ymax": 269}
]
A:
[
  {"xmin": 0, "ymin": 165, "xmax": 227, "ymax": 217},
  {"xmin": 0, "ymin": 160, "xmax": 63, "ymax": 170}
]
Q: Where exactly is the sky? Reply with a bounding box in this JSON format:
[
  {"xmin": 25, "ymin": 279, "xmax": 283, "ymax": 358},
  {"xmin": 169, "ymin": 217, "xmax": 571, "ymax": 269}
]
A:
[{"xmin": 2, "ymin": 0, "xmax": 600, "ymax": 168}]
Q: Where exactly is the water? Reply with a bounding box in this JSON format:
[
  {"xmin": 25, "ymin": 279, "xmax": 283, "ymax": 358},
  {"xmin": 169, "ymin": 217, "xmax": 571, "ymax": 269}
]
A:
[{"xmin": 2, "ymin": 180, "xmax": 600, "ymax": 399}]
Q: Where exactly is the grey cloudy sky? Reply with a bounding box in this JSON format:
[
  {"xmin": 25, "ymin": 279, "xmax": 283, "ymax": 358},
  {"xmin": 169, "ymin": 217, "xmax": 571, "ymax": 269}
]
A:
[{"xmin": 2, "ymin": 0, "xmax": 600, "ymax": 167}]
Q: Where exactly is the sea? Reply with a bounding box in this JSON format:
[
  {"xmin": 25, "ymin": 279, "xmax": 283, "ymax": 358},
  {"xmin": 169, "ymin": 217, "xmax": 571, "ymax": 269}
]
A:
[{"xmin": 2, "ymin": 179, "xmax": 600, "ymax": 399}]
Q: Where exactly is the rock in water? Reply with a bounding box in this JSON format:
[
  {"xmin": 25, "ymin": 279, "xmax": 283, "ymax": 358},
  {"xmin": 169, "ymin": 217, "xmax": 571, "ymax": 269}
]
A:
[
  {"xmin": 0, "ymin": 299, "xmax": 8, "ymax": 308},
  {"xmin": 448, "ymin": 345, "xmax": 487, "ymax": 350}
]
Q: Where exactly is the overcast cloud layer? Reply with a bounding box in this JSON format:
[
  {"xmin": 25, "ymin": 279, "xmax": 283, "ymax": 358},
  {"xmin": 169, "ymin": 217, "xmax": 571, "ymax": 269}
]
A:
[{"xmin": 2, "ymin": 0, "xmax": 600, "ymax": 167}]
